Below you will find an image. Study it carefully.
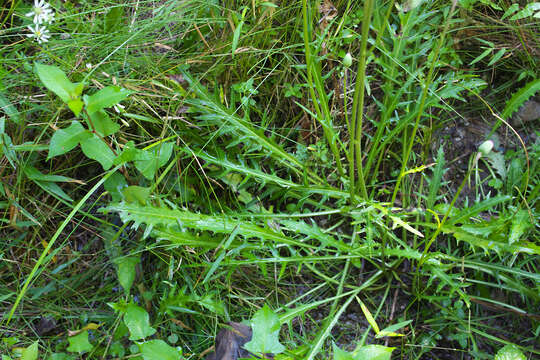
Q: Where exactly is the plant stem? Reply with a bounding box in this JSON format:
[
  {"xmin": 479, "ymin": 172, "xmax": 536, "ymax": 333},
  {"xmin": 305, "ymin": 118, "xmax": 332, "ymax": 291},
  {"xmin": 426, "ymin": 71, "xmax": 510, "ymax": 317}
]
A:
[{"xmin": 350, "ymin": 0, "xmax": 373, "ymax": 200}]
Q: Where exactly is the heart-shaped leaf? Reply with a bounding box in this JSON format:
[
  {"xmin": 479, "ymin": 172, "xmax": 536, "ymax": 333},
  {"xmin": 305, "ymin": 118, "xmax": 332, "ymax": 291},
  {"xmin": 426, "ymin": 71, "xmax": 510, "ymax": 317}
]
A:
[
  {"xmin": 66, "ymin": 331, "xmax": 93, "ymax": 354},
  {"xmin": 139, "ymin": 340, "xmax": 182, "ymax": 360},
  {"xmin": 243, "ymin": 304, "xmax": 285, "ymax": 355},
  {"xmin": 124, "ymin": 303, "xmax": 156, "ymax": 341},
  {"xmin": 114, "ymin": 256, "xmax": 140, "ymax": 294}
]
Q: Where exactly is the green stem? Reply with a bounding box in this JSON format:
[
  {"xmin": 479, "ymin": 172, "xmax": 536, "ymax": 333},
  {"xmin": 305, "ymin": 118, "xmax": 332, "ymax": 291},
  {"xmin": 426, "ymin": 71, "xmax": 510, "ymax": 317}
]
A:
[
  {"xmin": 390, "ymin": 1, "xmax": 458, "ymax": 206},
  {"xmin": 301, "ymin": 0, "xmax": 345, "ymax": 180},
  {"xmin": 350, "ymin": 0, "xmax": 374, "ymax": 200}
]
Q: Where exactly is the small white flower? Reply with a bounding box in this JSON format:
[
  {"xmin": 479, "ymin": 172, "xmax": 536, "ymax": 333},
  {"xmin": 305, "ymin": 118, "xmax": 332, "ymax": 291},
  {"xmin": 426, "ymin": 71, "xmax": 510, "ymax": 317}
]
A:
[
  {"xmin": 26, "ymin": 24, "xmax": 50, "ymax": 44},
  {"xmin": 25, "ymin": 0, "xmax": 53, "ymax": 25},
  {"xmin": 41, "ymin": 10, "xmax": 55, "ymax": 24}
]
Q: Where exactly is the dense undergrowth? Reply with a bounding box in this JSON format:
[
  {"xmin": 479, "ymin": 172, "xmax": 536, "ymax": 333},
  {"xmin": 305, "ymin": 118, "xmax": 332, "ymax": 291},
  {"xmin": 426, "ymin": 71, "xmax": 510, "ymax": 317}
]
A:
[{"xmin": 0, "ymin": 0, "xmax": 538, "ymax": 359}]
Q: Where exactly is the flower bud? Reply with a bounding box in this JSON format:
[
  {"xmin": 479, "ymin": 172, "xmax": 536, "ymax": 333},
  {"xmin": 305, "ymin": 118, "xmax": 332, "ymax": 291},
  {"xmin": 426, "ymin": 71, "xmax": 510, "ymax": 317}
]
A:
[
  {"xmin": 478, "ymin": 140, "xmax": 493, "ymax": 156},
  {"xmin": 343, "ymin": 53, "xmax": 353, "ymax": 68}
]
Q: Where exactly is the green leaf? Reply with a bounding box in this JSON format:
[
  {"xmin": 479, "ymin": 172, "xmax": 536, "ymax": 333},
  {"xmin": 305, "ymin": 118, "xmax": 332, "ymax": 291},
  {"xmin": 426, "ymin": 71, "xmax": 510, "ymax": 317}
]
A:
[
  {"xmin": 469, "ymin": 47, "xmax": 492, "ymax": 66},
  {"xmin": 122, "ymin": 186, "xmax": 151, "ymax": 205},
  {"xmin": 375, "ymin": 319, "xmax": 412, "ymax": 338},
  {"xmin": 114, "ymin": 141, "xmax": 138, "ymax": 165},
  {"xmin": 67, "ymin": 99, "xmax": 84, "ymax": 117},
  {"xmin": 0, "ymin": 92, "xmax": 22, "ymax": 124},
  {"xmin": 124, "ymin": 303, "xmax": 156, "ymax": 341},
  {"xmin": 88, "ymin": 110, "xmax": 120, "ymax": 136},
  {"xmin": 502, "ymin": 79, "xmax": 540, "ymax": 120},
  {"xmin": 510, "ymin": 3, "xmax": 540, "ymax": 21},
  {"xmin": 104, "ymin": 171, "xmax": 127, "ymax": 202},
  {"xmin": 85, "ymin": 86, "xmax": 131, "ymax": 114},
  {"xmin": 66, "ymin": 331, "xmax": 93, "ymax": 354},
  {"xmin": 487, "ymin": 48, "xmax": 506, "ymax": 67},
  {"xmin": 501, "ymin": 3, "xmax": 519, "ymax": 20},
  {"xmin": 114, "ymin": 256, "xmax": 140, "ymax": 294},
  {"xmin": 33, "ymin": 180, "xmax": 73, "ymax": 202},
  {"xmin": 359, "ymin": 300, "xmax": 380, "ymax": 333},
  {"xmin": 139, "ymin": 340, "xmax": 182, "ymax": 360},
  {"xmin": 109, "ymin": 342, "xmax": 126, "ymax": 358},
  {"xmin": 35, "ymin": 63, "xmax": 81, "ymax": 104},
  {"xmin": 494, "ymin": 344, "xmax": 526, "ymax": 360},
  {"xmin": 80, "ymin": 133, "xmax": 115, "ymax": 170},
  {"xmin": 47, "ymin": 353, "xmax": 76, "ymax": 360},
  {"xmin": 485, "ymin": 152, "xmax": 506, "ymax": 179},
  {"xmin": 21, "ymin": 341, "xmax": 38, "ymax": 360},
  {"xmin": 48, "ymin": 121, "xmax": 90, "ymax": 159},
  {"xmin": 24, "ymin": 166, "xmax": 79, "ymax": 183},
  {"xmin": 103, "ymin": 201, "xmax": 315, "ymax": 249},
  {"xmin": 509, "ymin": 210, "xmax": 532, "ymax": 245},
  {"xmin": 196, "ymin": 293, "xmax": 226, "ymax": 315},
  {"xmin": 104, "ymin": 6, "xmax": 124, "ymax": 32},
  {"xmin": 333, "ymin": 343, "xmax": 354, "ymax": 360},
  {"xmin": 231, "ymin": 21, "xmax": 244, "ymax": 57},
  {"xmin": 244, "ymin": 304, "xmax": 285, "ymax": 355},
  {"xmin": 352, "ymin": 345, "xmax": 394, "ymax": 360},
  {"xmin": 134, "ymin": 142, "xmax": 174, "ymax": 179}
]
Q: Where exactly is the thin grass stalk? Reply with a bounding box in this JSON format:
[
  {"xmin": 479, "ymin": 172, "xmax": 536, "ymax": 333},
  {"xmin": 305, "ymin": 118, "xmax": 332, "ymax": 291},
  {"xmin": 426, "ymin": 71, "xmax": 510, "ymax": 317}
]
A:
[
  {"xmin": 301, "ymin": 0, "xmax": 345, "ymax": 179},
  {"xmin": 349, "ymin": 0, "xmax": 374, "ymax": 200},
  {"xmin": 390, "ymin": 0, "xmax": 458, "ymax": 206},
  {"xmin": 364, "ymin": 7, "xmax": 412, "ymax": 187},
  {"xmin": 414, "ymin": 158, "xmax": 475, "ymax": 293},
  {"xmin": 4, "ymin": 166, "xmax": 121, "ymax": 324}
]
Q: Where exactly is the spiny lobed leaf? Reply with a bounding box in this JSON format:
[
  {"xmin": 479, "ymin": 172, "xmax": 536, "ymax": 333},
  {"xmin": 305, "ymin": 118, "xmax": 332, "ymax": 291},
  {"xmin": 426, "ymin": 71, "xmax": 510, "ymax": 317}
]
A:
[
  {"xmin": 180, "ymin": 70, "xmax": 309, "ymax": 178},
  {"xmin": 103, "ymin": 201, "xmax": 316, "ymax": 249},
  {"xmin": 423, "ymin": 223, "xmax": 540, "ymax": 255},
  {"xmin": 501, "ymin": 79, "xmax": 540, "ymax": 120}
]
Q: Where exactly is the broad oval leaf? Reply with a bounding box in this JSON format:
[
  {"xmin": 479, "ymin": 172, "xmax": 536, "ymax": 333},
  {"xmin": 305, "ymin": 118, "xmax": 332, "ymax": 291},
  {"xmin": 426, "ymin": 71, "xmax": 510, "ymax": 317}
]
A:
[
  {"xmin": 494, "ymin": 344, "xmax": 526, "ymax": 360},
  {"xmin": 124, "ymin": 303, "xmax": 156, "ymax": 341},
  {"xmin": 85, "ymin": 86, "xmax": 131, "ymax": 114},
  {"xmin": 139, "ymin": 339, "xmax": 182, "ymax": 360},
  {"xmin": 80, "ymin": 133, "xmax": 116, "ymax": 170},
  {"xmin": 35, "ymin": 63, "xmax": 80, "ymax": 104},
  {"xmin": 48, "ymin": 121, "xmax": 90, "ymax": 159}
]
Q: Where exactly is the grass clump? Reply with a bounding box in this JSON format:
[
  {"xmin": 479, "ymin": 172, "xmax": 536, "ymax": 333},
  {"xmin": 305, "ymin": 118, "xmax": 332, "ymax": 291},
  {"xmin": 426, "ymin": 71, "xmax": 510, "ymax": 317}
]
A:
[{"xmin": 0, "ymin": 0, "xmax": 538, "ymax": 359}]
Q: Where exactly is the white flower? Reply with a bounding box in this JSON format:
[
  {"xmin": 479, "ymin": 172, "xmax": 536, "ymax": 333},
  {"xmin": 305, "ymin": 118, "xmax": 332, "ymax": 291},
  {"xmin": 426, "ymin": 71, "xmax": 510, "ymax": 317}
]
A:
[
  {"xmin": 41, "ymin": 10, "xmax": 55, "ymax": 24},
  {"xmin": 25, "ymin": 0, "xmax": 53, "ymax": 25},
  {"xmin": 26, "ymin": 24, "xmax": 50, "ymax": 44}
]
